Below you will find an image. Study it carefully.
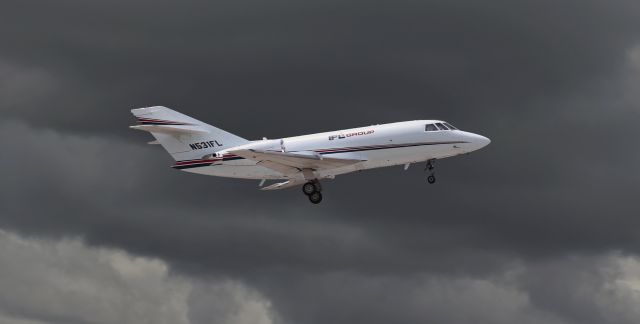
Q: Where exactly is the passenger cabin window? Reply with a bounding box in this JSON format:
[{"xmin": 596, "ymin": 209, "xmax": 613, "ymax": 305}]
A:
[
  {"xmin": 444, "ymin": 122, "xmax": 457, "ymax": 130},
  {"xmin": 435, "ymin": 123, "xmax": 448, "ymax": 130},
  {"xmin": 425, "ymin": 124, "xmax": 438, "ymax": 131}
]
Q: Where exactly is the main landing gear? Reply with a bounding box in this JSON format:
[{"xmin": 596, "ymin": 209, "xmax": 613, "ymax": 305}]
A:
[
  {"xmin": 302, "ymin": 180, "xmax": 323, "ymax": 204},
  {"xmin": 425, "ymin": 159, "xmax": 436, "ymax": 184}
]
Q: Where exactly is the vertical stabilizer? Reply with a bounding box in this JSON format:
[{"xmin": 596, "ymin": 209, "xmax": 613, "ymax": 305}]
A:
[{"xmin": 130, "ymin": 106, "xmax": 249, "ymax": 161}]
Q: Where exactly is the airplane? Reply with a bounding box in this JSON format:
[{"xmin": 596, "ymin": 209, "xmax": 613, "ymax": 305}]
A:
[{"xmin": 130, "ymin": 106, "xmax": 490, "ymax": 204}]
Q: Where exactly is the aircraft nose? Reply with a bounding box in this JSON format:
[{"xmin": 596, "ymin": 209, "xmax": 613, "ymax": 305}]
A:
[
  {"xmin": 476, "ymin": 134, "xmax": 491, "ymax": 148},
  {"xmin": 466, "ymin": 133, "xmax": 491, "ymax": 151}
]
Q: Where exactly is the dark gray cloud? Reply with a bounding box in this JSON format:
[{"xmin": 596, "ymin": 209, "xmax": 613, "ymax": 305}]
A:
[{"xmin": 1, "ymin": 0, "xmax": 640, "ymax": 323}]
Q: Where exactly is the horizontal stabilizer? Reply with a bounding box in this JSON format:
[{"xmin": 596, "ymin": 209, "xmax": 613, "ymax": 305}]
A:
[{"xmin": 129, "ymin": 124, "xmax": 209, "ymax": 134}]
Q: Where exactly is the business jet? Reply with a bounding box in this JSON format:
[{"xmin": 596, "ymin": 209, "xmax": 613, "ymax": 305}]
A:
[{"xmin": 130, "ymin": 106, "xmax": 490, "ymax": 204}]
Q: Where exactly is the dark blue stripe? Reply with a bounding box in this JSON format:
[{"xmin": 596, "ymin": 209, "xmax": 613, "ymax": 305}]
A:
[
  {"xmin": 173, "ymin": 141, "xmax": 467, "ymax": 169},
  {"xmin": 172, "ymin": 163, "xmax": 215, "ymax": 170},
  {"xmin": 319, "ymin": 141, "xmax": 467, "ymax": 155}
]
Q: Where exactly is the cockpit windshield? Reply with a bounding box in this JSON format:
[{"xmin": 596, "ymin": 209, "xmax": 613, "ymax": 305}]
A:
[
  {"xmin": 443, "ymin": 122, "xmax": 457, "ymax": 130},
  {"xmin": 435, "ymin": 123, "xmax": 448, "ymax": 130},
  {"xmin": 425, "ymin": 124, "xmax": 438, "ymax": 131},
  {"xmin": 425, "ymin": 122, "xmax": 458, "ymax": 132}
]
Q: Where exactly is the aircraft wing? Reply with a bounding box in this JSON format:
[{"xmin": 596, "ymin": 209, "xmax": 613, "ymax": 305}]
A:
[{"xmin": 228, "ymin": 149, "xmax": 366, "ymax": 175}]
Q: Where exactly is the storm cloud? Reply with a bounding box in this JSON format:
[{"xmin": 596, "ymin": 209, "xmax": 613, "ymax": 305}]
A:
[{"xmin": 1, "ymin": 0, "xmax": 640, "ymax": 323}]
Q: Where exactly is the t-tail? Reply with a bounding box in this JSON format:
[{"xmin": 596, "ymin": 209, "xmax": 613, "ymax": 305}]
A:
[{"xmin": 130, "ymin": 106, "xmax": 249, "ymax": 162}]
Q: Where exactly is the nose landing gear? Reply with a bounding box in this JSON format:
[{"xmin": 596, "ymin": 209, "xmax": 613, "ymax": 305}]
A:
[
  {"xmin": 425, "ymin": 159, "xmax": 436, "ymax": 184},
  {"xmin": 302, "ymin": 180, "xmax": 323, "ymax": 204}
]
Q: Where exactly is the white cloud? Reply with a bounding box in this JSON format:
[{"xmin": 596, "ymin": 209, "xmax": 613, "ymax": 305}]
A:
[
  {"xmin": 513, "ymin": 254, "xmax": 640, "ymax": 324},
  {"xmin": 616, "ymin": 256, "xmax": 640, "ymax": 292},
  {"xmin": 0, "ymin": 230, "xmax": 275, "ymax": 324},
  {"xmin": 596, "ymin": 255, "xmax": 640, "ymax": 323},
  {"xmin": 188, "ymin": 281, "xmax": 276, "ymax": 324},
  {"xmin": 0, "ymin": 312, "xmax": 50, "ymax": 324},
  {"xmin": 2, "ymin": 228, "xmax": 640, "ymax": 324},
  {"xmin": 628, "ymin": 45, "xmax": 640, "ymax": 71}
]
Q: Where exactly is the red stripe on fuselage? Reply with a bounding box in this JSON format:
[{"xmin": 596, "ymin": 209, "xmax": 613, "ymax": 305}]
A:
[{"xmin": 174, "ymin": 159, "xmax": 220, "ymax": 166}]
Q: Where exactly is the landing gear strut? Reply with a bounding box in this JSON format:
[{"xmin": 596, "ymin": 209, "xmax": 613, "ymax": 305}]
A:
[
  {"xmin": 302, "ymin": 180, "xmax": 323, "ymax": 204},
  {"xmin": 425, "ymin": 159, "xmax": 436, "ymax": 184}
]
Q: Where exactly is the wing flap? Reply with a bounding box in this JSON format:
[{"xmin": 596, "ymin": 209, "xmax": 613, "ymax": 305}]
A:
[{"xmin": 256, "ymin": 160, "xmax": 300, "ymax": 175}]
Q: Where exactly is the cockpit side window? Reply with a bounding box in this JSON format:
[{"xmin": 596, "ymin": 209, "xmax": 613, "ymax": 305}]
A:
[
  {"xmin": 444, "ymin": 122, "xmax": 457, "ymax": 130},
  {"xmin": 425, "ymin": 124, "xmax": 438, "ymax": 131},
  {"xmin": 435, "ymin": 123, "xmax": 448, "ymax": 130}
]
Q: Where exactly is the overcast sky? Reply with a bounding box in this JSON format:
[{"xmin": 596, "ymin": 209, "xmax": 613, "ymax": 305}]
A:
[{"xmin": 1, "ymin": 1, "xmax": 640, "ymax": 323}]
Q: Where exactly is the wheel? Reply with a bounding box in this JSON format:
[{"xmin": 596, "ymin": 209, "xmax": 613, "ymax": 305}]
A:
[
  {"xmin": 308, "ymin": 192, "xmax": 323, "ymax": 204},
  {"xmin": 302, "ymin": 182, "xmax": 317, "ymax": 195},
  {"xmin": 427, "ymin": 175, "xmax": 436, "ymax": 184}
]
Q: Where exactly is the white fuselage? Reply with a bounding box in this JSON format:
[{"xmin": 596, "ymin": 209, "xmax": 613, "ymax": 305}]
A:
[{"xmin": 175, "ymin": 120, "xmax": 490, "ymax": 180}]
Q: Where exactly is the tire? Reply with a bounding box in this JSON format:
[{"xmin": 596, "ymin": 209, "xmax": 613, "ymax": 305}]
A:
[
  {"xmin": 427, "ymin": 175, "xmax": 436, "ymax": 184},
  {"xmin": 308, "ymin": 192, "xmax": 323, "ymax": 204},
  {"xmin": 302, "ymin": 182, "xmax": 317, "ymax": 195}
]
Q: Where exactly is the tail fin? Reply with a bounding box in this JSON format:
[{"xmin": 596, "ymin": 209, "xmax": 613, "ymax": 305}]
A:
[{"xmin": 130, "ymin": 106, "xmax": 249, "ymax": 161}]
